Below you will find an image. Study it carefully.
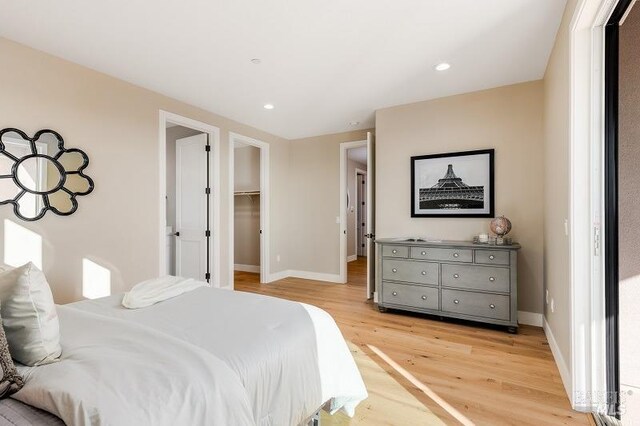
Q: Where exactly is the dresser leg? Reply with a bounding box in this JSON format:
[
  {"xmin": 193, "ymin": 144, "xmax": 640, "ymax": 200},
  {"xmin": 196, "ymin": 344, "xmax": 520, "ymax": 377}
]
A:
[
  {"xmin": 507, "ymin": 326, "xmax": 518, "ymax": 334},
  {"xmin": 378, "ymin": 306, "xmax": 387, "ymax": 313}
]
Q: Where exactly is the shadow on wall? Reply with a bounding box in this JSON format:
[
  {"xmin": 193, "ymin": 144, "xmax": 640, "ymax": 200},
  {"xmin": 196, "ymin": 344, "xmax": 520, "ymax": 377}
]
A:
[{"xmin": 3, "ymin": 218, "xmax": 112, "ymax": 300}]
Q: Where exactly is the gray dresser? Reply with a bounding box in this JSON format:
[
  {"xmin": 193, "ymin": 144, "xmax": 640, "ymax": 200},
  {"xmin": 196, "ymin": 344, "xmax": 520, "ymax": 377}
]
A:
[{"xmin": 375, "ymin": 239, "xmax": 521, "ymax": 333}]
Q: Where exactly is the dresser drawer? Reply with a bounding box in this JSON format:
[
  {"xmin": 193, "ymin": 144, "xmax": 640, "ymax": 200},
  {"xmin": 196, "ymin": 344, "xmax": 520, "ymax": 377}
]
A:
[
  {"xmin": 442, "ymin": 289, "xmax": 510, "ymax": 321},
  {"xmin": 410, "ymin": 247, "xmax": 472, "ymax": 263},
  {"xmin": 382, "ymin": 282, "xmax": 439, "ymax": 310},
  {"xmin": 382, "ymin": 245, "xmax": 409, "ymax": 258},
  {"xmin": 474, "ymin": 250, "xmax": 510, "ymax": 266},
  {"xmin": 382, "ymin": 259, "xmax": 438, "ymax": 285},
  {"xmin": 441, "ymin": 264, "xmax": 510, "ymax": 293}
]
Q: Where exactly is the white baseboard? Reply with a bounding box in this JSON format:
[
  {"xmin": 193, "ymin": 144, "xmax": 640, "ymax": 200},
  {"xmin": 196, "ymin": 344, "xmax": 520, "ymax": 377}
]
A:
[
  {"xmin": 518, "ymin": 311, "xmax": 543, "ymax": 327},
  {"xmin": 347, "ymin": 255, "xmax": 358, "ymax": 262},
  {"xmin": 264, "ymin": 269, "xmax": 344, "ymax": 284},
  {"xmin": 288, "ymin": 270, "xmax": 343, "ymax": 283},
  {"xmin": 267, "ymin": 269, "xmax": 290, "ymax": 283},
  {"xmin": 543, "ymin": 317, "xmax": 572, "ymax": 400},
  {"xmin": 234, "ymin": 264, "xmax": 260, "ymax": 273}
]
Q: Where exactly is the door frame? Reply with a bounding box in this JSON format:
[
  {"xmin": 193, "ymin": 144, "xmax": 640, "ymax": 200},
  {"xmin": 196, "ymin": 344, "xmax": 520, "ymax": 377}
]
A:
[
  {"xmin": 158, "ymin": 110, "xmax": 221, "ymax": 287},
  {"xmin": 355, "ymin": 168, "xmax": 367, "ymax": 258},
  {"xmin": 339, "ymin": 140, "xmax": 368, "ymax": 284},
  {"xmin": 603, "ymin": 0, "xmax": 635, "ymax": 418},
  {"xmin": 568, "ymin": 0, "xmax": 628, "ymax": 414},
  {"xmin": 228, "ymin": 132, "xmax": 270, "ymax": 287}
]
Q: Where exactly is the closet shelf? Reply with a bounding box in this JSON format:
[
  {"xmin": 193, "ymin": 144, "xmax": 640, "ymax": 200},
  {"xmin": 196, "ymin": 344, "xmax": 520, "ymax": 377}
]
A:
[{"xmin": 234, "ymin": 190, "xmax": 261, "ymax": 196}]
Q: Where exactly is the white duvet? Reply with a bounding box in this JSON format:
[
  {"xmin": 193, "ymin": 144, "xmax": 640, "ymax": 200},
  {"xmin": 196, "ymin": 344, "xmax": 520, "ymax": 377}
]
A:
[{"xmin": 13, "ymin": 287, "xmax": 368, "ymax": 426}]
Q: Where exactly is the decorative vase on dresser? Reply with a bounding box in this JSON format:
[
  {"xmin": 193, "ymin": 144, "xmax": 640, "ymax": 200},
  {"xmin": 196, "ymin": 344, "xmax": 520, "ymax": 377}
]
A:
[{"xmin": 375, "ymin": 239, "xmax": 521, "ymax": 333}]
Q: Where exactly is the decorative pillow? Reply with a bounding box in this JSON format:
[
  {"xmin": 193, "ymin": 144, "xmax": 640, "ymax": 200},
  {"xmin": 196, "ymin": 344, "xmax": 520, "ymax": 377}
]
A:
[
  {"xmin": 0, "ymin": 307, "xmax": 23, "ymax": 398},
  {"xmin": 0, "ymin": 263, "xmax": 61, "ymax": 366}
]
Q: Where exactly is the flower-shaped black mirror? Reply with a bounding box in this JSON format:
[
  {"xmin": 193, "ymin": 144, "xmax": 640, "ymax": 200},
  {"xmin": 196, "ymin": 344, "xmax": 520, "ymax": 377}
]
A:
[{"xmin": 0, "ymin": 128, "xmax": 94, "ymax": 221}]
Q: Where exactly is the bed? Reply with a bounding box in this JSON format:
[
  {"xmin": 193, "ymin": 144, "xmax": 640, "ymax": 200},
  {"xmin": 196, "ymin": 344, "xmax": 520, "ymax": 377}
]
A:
[{"xmin": 5, "ymin": 286, "xmax": 368, "ymax": 425}]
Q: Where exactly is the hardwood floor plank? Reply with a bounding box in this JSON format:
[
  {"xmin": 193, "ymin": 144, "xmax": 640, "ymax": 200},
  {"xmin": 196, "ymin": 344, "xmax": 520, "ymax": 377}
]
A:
[{"xmin": 235, "ymin": 257, "xmax": 588, "ymax": 425}]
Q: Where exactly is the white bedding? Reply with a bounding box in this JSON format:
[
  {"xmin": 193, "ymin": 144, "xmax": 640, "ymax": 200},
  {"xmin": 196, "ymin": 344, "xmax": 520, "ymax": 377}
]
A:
[
  {"xmin": 121, "ymin": 275, "xmax": 206, "ymax": 309},
  {"xmin": 14, "ymin": 287, "xmax": 367, "ymax": 425},
  {"xmin": 14, "ymin": 306, "xmax": 255, "ymax": 426}
]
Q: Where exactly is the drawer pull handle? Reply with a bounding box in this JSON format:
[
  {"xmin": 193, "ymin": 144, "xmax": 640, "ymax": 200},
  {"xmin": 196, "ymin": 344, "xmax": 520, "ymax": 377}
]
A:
[
  {"xmin": 392, "ymin": 249, "xmax": 397, "ymax": 254},
  {"xmin": 489, "ymin": 255, "xmax": 495, "ymax": 260},
  {"xmin": 392, "ymin": 291, "xmax": 398, "ymax": 296},
  {"xmin": 453, "ymin": 253, "xmax": 459, "ymax": 258},
  {"xmin": 489, "ymin": 277, "xmax": 495, "ymax": 282},
  {"xmin": 392, "ymin": 268, "xmax": 398, "ymax": 273},
  {"xmin": 490, "ymin": 304, "xmax": 496, "ymax": 309},
  {"xmin": 453, "ymin": 274, "xmax": 460, "ymax": 279},
  {"xmin": 421, "ymin": 271, "xmax": 427, "ymax": 275},
  {"xmin": 421, "ymin": 295, "xmax": 427, "ymax": 300},
  {"xmin": 421, "ymin": 251, "xmax": 427, "ymax": 256},
  {"xmin": 453, "ymin": 299, "xmax": 460, "ymax": 304}
]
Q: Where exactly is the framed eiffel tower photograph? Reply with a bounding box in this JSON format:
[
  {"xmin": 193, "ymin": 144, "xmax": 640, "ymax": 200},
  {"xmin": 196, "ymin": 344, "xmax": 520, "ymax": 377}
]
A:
[{"xmin": 411, "ymin": 149, "xmax": 494, "ymax": 218}]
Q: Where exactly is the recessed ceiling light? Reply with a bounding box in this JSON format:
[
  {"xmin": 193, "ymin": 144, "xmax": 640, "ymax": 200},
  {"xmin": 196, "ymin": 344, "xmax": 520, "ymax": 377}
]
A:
[
  {"xmin": 250, "ymin": 58, "xmax": 261, "ymax": 64},
  {"xmin": 435, "ymin": 62, "xmax": 451, "ymax": 71},
  {"xmin": 349, "ymin": 121, "xmax": 360, "ymax": 126},
  {"xmin": 264, "ymin": 104, "xmax": 274, "ymax": 110}
]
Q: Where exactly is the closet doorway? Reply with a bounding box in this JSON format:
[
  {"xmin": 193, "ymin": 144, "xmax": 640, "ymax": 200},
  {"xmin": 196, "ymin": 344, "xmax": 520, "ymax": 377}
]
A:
[
  {"xmin": 229, "ymin": 133, "xmax": 269, "ymax": 287},
  {"xmin": 158, "ymin": 111, "xmax": 220, "ymax": 286}
]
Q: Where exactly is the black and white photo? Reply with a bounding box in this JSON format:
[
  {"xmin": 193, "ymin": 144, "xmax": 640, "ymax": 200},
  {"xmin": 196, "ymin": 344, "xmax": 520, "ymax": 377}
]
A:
[{"xmin": 411, "ymin": 149, "xmax": 494, "ymax": 217}]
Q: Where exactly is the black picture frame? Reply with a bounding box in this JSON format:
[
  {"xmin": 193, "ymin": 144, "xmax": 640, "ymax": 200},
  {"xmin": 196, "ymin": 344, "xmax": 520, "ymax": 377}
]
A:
[{"xmin": 410, "ymin": 149, "xmax": 494, "ymax": 218}]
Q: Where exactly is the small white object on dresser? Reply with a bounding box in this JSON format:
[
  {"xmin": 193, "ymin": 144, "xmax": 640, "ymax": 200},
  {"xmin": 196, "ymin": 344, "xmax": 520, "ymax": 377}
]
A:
[{"xmin": 375, "ymin": 239, "xmax": 521, "ymax": 333}]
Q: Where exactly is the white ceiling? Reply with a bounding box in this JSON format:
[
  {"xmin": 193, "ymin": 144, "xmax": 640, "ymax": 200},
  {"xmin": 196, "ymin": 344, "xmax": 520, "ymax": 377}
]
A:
[
  {"xmin": 348, "ymin": 147, "xmax": 367, "ymax": 165},
  {"xmin": 0, "ymin": 0, "xmax": 566, "ymax": 140}
]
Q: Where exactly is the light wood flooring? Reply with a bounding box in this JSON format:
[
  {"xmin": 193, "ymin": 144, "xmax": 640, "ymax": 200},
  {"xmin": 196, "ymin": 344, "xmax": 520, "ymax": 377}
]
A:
[{"xmin": 235, "ymin": 257, "xmax": 592, "ymax": 425}]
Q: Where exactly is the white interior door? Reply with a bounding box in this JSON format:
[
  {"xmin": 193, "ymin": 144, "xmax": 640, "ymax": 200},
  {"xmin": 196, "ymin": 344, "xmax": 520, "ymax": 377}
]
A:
[
  {"xmin": 175, "ymin": 133, "xmax": 208, "ymax": 281},
  {"xmin": 357, "ymin": 172, "xmax": 367, "ymax": 257},
  {"xmin": 366, "ymin": 132, "xmax": 375, "ymax": 299}
]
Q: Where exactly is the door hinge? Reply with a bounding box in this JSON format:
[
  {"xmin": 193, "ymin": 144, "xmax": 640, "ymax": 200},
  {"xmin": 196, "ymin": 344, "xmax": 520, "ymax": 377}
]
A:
[
  {"xmin": 205, "ymin": 187, "xmax": 211, "ymax": 195},
  {"xmin": 205, "ymin": 272, "xmax": 211, "ymax": 281},
  {"xmin": 205, "ymin": 230, "xmax": 211, "ymax": 237},
  {"xmin": 362, "ymin": 201, "xmax": 365, "ymax": 205},
  {"xmin": 205, "ymin": 145, "xmax": 211, "ymax": 152},
  {"xmin": 594, "ymin": 225, "xmax": 601, "ymax": 256}
]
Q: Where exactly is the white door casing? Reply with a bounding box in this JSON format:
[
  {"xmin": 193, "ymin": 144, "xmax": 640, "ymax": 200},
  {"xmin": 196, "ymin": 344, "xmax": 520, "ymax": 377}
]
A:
[
  {"xmin": 175, "ymin": 134, "xmax": 208, "ymax": 281},
  {"xmin": 158, "ymin": 110, "xmax": 220, "ymax": 288},
  {"xmin": 228, "ymin": 132, "xmax": 270, "ymax": 286},
  {"xmin": 366, "ymin": 132, "xmax": 375, "ymax": 299}
]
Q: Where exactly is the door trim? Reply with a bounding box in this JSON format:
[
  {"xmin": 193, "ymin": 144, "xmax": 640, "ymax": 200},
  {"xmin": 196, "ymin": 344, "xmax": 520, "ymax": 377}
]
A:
[
  {"xmin": 568, "ymin": 0, "xmax": 629, "ymax": 414},
  {"xmin": 158, "ymin": 110, "xmax": 221, "ymax": 287},
  {"xmin": 603, "ymin": 0, "xmax": 635, "ymax": 418},
  {"xmin": 339, "ymin": 140, "xmax": 367, "ymax": 284},
  {"xmin": 228, "ymin": 132, "xmax": 270, "ymax": 287}
]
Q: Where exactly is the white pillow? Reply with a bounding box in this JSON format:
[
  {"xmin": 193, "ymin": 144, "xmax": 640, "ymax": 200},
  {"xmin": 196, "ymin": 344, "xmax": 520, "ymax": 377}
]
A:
[{"xmin": 0, "ymin": 262, "xmax": 61, "ymax": 366}]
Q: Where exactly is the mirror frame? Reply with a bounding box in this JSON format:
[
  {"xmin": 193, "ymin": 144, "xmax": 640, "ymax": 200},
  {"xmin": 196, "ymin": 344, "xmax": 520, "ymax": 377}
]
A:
[{"xmin": 0, "ymin": 128, "xmax": 94, "ymax": 221}]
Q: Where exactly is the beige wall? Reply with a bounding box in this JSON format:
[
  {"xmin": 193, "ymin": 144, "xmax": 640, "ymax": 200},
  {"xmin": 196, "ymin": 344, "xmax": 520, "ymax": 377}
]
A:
[
  {"xmin": 234, "ymin": 146, "xmax": 261, "ymax": 267},
  {"xmin": 542, "ymin": 0, "xmax": 577, "ymax": 372},
  {"xmin": 619, "ymin": 4, "xmax": 640, "ymax": 422},
  {"xmin": 289, "ymin": 130, "xmax": 371, "ymax": 276},
  {"xmin": 347, "ymin": 157, "xmax": 367, "ymax": 258},
  {"xmin": 0, "ymin": 37, "xmax": 291, "ymax": 303},
  {"xmin": 375, "ymin": 81, "xmax": 545, "ymax": 314}
]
